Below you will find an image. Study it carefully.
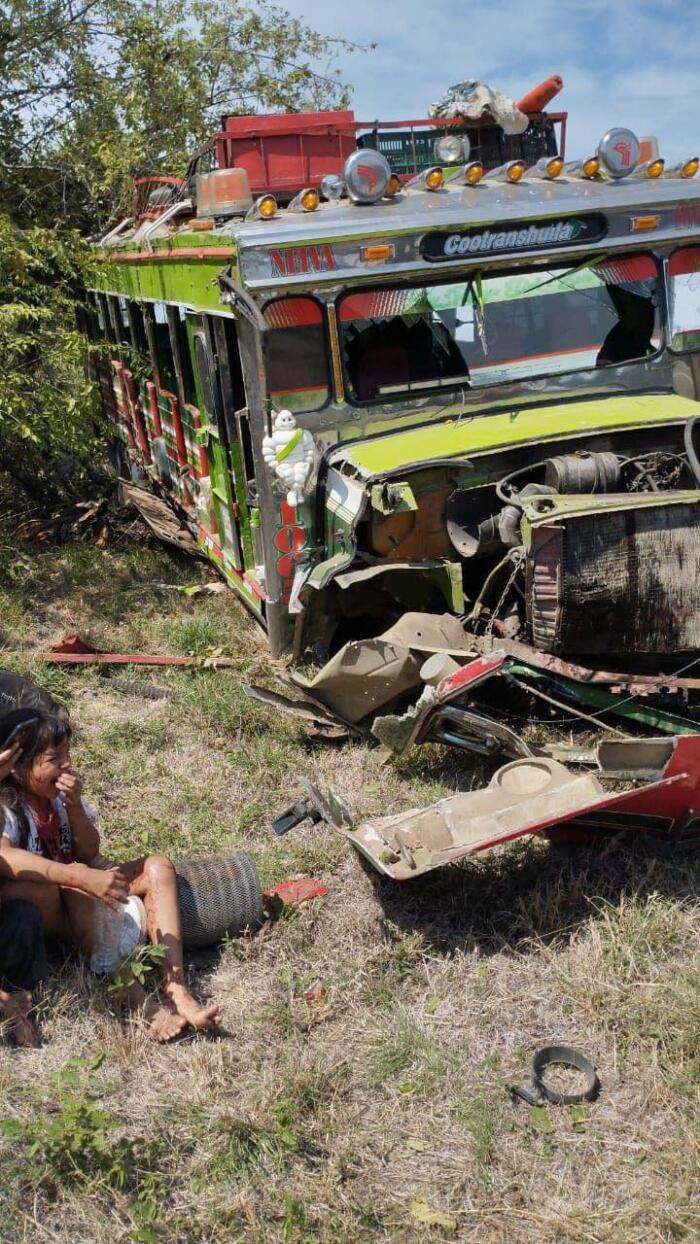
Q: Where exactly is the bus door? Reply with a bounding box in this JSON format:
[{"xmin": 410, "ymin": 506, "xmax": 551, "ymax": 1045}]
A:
[
  {"xmin": 186, "ymin": 312, "xmax": 251, "ymax": 574},
  {"xmin": 217, "ymin": 278, "xmax": 296, "ymax": 657}
]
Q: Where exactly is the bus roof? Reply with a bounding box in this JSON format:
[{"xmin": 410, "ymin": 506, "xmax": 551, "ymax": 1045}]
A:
[{"xmin": 228, "ymin": 172, "xmax": 700, "ymax": 290}]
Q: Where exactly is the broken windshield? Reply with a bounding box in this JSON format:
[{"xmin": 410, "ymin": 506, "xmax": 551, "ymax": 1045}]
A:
[{"xmin": 337, "ymin": 254, "xmax": 662, "ymax": 402}]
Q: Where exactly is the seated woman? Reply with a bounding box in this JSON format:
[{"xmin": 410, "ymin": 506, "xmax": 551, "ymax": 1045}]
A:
[{"xmin": 0, "ymin": 711, "xmax": 222, "ymax": 1042}]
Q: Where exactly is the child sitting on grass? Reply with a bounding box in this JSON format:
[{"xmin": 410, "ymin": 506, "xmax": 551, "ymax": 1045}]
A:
[{"xmin": 0, "ymin": 711, "xmax": 222, "ymax": 1042}]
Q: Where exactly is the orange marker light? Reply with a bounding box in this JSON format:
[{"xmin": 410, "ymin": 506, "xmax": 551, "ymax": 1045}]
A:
[
  {"xmin": 258, "ymin": 195, "xmax": 277, "ymax": 219},
  {"xmin": 630, "ymin": 214, "xmax": 661, "ymax": 231},
  {"xmin": 360, "ymin": 244, "xmax": 395, "ymax": 262},
  {"xmin": 464, "ymin": 161, "xmax": 485, "ymax": 185},
  {"xmin": 506, "ymin": 160, "xmax": 526, "ymax": 183}
]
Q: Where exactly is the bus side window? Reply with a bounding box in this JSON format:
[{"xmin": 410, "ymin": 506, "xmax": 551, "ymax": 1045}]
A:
[
  {"xmin": 127, "ymin": 301, "xmax": 149, "ymax": 356},
  {"xmin": 106, "ymin": 296, "xmax": 126, "ymax": 348},
  {"xmin": 167, "ymin": 305, "xmax": 198, "ymax": 406},
  {"xmin": 669, "ymin": 247, "xmax": 700, "ymax": 353},
  {"xmin": 150, "ymin": 302, "xmax": 179, "ymax": 393},
  {"xmin": 213, "ymin": 315, "xmax": 257, "ymax": 504},
  {"xmin": 93, "ymin": 293, "xmax": 108, "ymax": 341},
  {"xmin": 98, "ymin": 293, "xmax": 118, "ymax": 345},
  {"xmin": 117, "ymin": 297, "xmax": 132, "ymax": 347},
  {"xmin": 86, "ymin": 293, "xmax": 101, "ymax": 342},
  {"xmin": 263, "ymin": 296, "xmax": 329, "ymax": 413}
]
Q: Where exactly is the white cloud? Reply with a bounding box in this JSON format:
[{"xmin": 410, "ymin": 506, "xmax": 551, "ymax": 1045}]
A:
[{"xmin": 285, "ymin": 0, "xmax": 700, "ymax": 160}]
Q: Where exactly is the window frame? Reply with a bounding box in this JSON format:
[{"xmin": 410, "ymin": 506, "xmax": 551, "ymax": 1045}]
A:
[
  {"xmin": 667, "ymin": 245, "xmax": 700, "ymax": 356},
  {"xmin": 261, "ymin": 293, "xmax": 332, "ymax": 414}
]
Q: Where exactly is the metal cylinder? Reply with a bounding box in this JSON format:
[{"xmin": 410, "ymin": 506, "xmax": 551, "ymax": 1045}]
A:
[
  {"xmin": 420, "ymin": 653, "xmax": 462, "ymax": 685},
  {"xmin": 544, "ymin": 452, "xmax": 620, "ymax": 494},
  {"xmin": 175, "ymin": 851, "xmax": 264, "ymax": 948}
]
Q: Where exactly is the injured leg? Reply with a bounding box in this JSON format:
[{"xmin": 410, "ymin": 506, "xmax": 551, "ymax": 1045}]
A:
[{"xmin": 126, "ymin": 855, "xmax": 222, "ymax": 1033}]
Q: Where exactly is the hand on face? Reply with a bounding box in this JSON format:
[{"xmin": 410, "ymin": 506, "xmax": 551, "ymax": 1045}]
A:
[
  {"xmin": 26, "ymin": 739, "xmax": 74, "ymax": 802},
  {"xmin": 0, "ymin": 744, "xmax": 20, "ymax": 783},
  {"xmin": 54, "ymin": 768, "xmax": 83, "ymax": 808}
]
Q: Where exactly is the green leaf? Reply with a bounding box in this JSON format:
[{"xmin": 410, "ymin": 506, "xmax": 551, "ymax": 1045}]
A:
[
  {"xmin": 569, "ymin": 1105, "xmax": 589, "ymax": 1132},
  {"xmin": 529, "ymin": 1105, "xmax": 554, "ymax": 1133},
  {"xmin": 409, "ymin": 1197, "xmax": 457, "ymax": 1234}
]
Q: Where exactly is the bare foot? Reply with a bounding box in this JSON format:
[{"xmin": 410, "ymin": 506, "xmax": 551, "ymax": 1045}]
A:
[
  {"xmin": 0, "ymin": 990, "xmax": 39, "ymax": 1048},
  {"xmin": 166, "ymin": 983, "xmax": 222, "ymax": 1032},
  {"xmin": 144, "ymin": 1001, "xmax": 188, "ymax": 1043},
  {"xmin": 118, "ymin": 981, "xmax": 188, "ymax": 1043}
]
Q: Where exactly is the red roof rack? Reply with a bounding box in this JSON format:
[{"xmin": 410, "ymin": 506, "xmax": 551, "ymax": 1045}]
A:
[{"xmin": 213, "ymin": 108, "xmax": 567, "ymax": 198}]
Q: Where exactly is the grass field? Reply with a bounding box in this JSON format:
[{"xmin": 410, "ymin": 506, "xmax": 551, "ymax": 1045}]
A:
[{"xmin": 1, "ymin": 498, "xmax": 700, "ymax": 1243}]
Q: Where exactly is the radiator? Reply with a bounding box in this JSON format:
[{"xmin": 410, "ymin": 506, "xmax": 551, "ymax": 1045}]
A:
[{"xmin": 524, "ymin": 492, "xmax": 700, "ymax": 656}]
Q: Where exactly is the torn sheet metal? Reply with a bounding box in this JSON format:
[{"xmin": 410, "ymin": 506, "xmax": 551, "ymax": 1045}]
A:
[
  {"xmin": 347, "ymin": 757, "xmax": 605, "ymax": 880},
  {"xmin": 121, "ymin": 482, "xmax": 204, "ymax": 556},
  {"xmin": 333, "ymin": 563, "xmax": 465, "ymax": 615},
  {"xmin": 472, "ymin": 635, "xmax": 700, "ymax": 694},
  {"xmin": 290, "ymin": 639, "xmax": 421, "ymax": 723},
  {"xmin": 379, "ymin": 612, "xmax": 474, "ymax": 654},
  {"xmin": 373, "ymin": 651, "xmax": 512, "ymax": 756},
  {"xmin": 375, "ymin": 648, "xmax": 700, "ymax": 760},
  {"xmin": 344, "ymin": 735, "xmax": 700, "ymax": 879},
  {"xmin": 288, "ymin": 612, "xmax": 474, "ymax": 725},
  {"xmin": 242, "ymin": 682, "xmax": 358, "ymax": 739}
]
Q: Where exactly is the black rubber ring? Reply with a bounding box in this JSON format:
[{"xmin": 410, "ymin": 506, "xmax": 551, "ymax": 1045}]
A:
[{"xmin": 531, "ymin": 1045, "xmax": 600, "ymax": 1106}]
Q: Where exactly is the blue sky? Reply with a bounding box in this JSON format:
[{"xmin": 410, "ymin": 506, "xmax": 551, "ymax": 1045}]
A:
[{"xmin": 284, "ymin": 0, "xmax": 700, "ymax": 163}]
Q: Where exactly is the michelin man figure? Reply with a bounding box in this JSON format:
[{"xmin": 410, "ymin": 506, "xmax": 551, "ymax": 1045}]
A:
[{"xmin": 262, "ymin": 410, "xmax": 315, "ymax": 508}]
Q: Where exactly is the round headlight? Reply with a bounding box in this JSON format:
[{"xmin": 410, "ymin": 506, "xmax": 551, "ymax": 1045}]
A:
[
  {"xmin": 434, "ymin": 133, "xmax": 464, "ymax": 165},
  {"xmin": 597, "ymin": 127, "xmax": 640, "ymax": 179},
  {"xmin": 343, "ymin": 149, "xmax": 392, "ymax": 204},
  {"xmin": 320, "ymin": 173, "xmax": 345, "ymax": 201}
]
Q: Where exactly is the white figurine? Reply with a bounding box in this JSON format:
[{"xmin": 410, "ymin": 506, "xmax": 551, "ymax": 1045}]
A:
[{"xmin": 262, "ymin": 410, "xmax": 315, "ymax": 508}]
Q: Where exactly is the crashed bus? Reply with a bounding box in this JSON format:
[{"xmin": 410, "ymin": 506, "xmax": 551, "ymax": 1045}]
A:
[{"xmin": 86, "ymin": 96, "xmax": 700, "ymax": 751}]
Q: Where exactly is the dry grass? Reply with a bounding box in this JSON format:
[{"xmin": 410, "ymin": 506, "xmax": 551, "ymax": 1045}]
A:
[{"xmin": 1, "ymin": 507, "xmax": 700, "ymax": 1243}]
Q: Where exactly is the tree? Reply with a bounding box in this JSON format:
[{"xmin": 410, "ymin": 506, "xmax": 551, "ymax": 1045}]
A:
[
  {"xmin": 0, "ymin": 0, "xmax": 361, "ymax": 490},
  {"xmin": 0, "ymin": 215, "xmax": 98, "ymax": 496},
  {"xmin": 1, "ymin": 0, "xmax": 359, "ymax": 230}
]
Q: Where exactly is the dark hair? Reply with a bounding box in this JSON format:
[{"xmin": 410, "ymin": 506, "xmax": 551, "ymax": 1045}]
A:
[{"xmin": 0, "ymin": 711, "xmax": 72, "ymax": 846}]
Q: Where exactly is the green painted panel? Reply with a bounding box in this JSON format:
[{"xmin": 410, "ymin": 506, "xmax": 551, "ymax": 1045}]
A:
[
  {"xmin": 94, "ymin": 257, "xmax": 237, "ymax": 312},
  {"xmin": 339, "ymin": 393, "xmax": 700, "ymax": 477}
]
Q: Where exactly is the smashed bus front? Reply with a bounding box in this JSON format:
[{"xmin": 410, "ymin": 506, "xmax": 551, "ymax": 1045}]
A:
[{"xmin": 90, "ymin": 114, "xmax": 700, "ymax": 692}]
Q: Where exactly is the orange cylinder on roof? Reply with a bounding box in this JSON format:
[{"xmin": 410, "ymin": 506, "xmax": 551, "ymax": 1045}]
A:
[{"xmin": 516, "ymin": 75, "xmax": 564, "ymax": 114}]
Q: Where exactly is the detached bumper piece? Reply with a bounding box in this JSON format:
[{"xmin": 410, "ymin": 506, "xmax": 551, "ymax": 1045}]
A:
[{"xmin": 346, "ymin": 735, "xmax": 700, "ymax": 879}]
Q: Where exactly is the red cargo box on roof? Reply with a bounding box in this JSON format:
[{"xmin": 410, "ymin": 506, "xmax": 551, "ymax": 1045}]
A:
[{"xmin": 216, "ymin": 110, "xmax": 357, "ymax": 195}]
